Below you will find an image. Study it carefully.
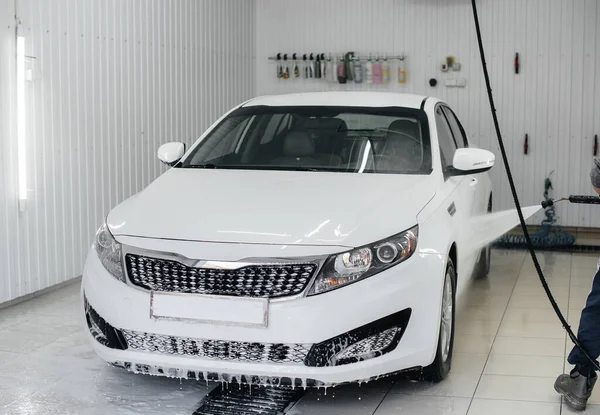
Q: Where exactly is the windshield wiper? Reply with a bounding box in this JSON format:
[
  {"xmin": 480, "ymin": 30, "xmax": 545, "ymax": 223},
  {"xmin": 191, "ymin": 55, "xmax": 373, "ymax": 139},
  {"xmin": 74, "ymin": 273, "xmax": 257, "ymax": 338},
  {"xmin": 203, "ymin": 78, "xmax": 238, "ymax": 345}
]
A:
[{"xmin": 186, "ymin": 164, "xmax": 219, "ymax": 169}]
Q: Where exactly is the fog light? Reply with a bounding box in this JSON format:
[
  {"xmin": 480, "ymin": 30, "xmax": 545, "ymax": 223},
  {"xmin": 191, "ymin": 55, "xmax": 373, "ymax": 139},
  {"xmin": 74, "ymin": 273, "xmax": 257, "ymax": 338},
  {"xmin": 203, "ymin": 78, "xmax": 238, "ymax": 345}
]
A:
[{"xmin": 332, "ymin": 327, "xmax": 399, "ymax": 365}]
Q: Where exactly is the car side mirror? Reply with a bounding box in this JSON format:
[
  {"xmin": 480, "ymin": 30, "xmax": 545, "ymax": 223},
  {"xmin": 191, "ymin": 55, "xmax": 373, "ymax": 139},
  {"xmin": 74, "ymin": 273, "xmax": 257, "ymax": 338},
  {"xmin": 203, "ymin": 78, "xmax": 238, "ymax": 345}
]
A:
[
  {"xmin": 450, "ymin": 148, "xmax": 495, "ymax": 176},
  {"xmin": 157, "ymin": 142, "xmax": 185, "ymax": 167}
]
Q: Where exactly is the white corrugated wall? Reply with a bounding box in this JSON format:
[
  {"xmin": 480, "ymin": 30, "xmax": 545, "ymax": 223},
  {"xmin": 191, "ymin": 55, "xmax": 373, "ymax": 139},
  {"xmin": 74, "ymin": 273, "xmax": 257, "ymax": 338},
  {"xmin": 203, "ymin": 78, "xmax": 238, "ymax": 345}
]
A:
[
  {"xmin": 255, "ymin": 0, "xmax": 600, "ymax": 228},
  {"xmin": 0, "ymin": 0, "xmax": 256, "ymax": 304}
]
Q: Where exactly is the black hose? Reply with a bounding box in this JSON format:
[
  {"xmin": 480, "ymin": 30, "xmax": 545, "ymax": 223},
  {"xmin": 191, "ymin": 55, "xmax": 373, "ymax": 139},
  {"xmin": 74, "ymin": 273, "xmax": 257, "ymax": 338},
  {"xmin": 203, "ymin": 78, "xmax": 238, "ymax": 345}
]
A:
[{"xmin": 471, "ymin": 0, "xmax": 600, "ymax": 371}]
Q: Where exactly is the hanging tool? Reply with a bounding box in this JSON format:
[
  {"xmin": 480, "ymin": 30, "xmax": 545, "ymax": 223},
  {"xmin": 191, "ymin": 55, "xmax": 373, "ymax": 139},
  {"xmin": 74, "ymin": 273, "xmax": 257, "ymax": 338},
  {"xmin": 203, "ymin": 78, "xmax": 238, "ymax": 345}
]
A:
[
  {"xmin": 524, "ymin": 134, "xmax": 529, "ymax": 155},
  {"xmin": 303, "ymin": 54, "xmax": 308, "ymax": 78},
  {"xmin": 594, "ymin": 135, "xmax": 598, "ymax": 157},
  {"xmin": 344, "ymin": 52, "xmax": 354, "ymax": 82},
  {"xmin": 282, "ymin": 54, "xmax": 289, "ymax": 79},
  {"xmin": 337, "ymin": 55, "xmax": 346, "ymax": 84},
  {"xmin": 320, "ymin": 54, "xmax": 326, "ymax": 80},
  {"xmin": 292, "ymin": 53, "xmax": 299, "ymax": 78},
  {"xmin": 515, "ymin": 53, "xmax": 520, "ymax": 74},
  {"xmin": 309, "ymin": 53, "xmax": 314, "ymax": 78},
  {"xmin": 315, "ymin": 54, "xmax": 321, "ymax": 78},
  {"xmin": 397, "ymin": 56, "xmax": 407, "ymax": 83},
  {"xmin": 276, "ymin": 53, "xmax": 283, "ymax": 78}
]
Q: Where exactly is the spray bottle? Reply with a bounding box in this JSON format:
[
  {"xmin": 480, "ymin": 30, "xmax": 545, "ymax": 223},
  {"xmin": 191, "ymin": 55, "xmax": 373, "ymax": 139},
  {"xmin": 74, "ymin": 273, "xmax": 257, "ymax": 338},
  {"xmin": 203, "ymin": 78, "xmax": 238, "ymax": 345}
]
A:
[
  {"xmin": 381, "ymin": 56, "xmax": 390, "ymax": 83},
  {"xmin": 277, "ymin": 53, "xmax": 283, "ymax": 79},
  {"xmin": 353, "ymin": 57, "xmax": 363, "ymax": 83},
  {"xmin": 372, "ymin": 55, "xmax": 382, "ymax": 84},
  {"xmin": 315, "ymin": 54, "xmax": 321, "ymax": 78},
  {"xmin": 303, "ymin": 54, "xmax": 309, "ymax": 79},
  {"xmin": 282, "ymin": 54, "xmax": 290, "ymax": 79},
  {"xmin": 330, "ymin": 55, "xmax": 337, "ymax": 82},
  {"xmin": 293, "ymin": 53, "xmax": 299, "ymax": 79},
  {"xmin": 337, "ymin": 55, "xmax": 347, "ymax": 84},
  {"xmin": 397, "ymin": 56, "xmax": 407, "ymax": 84},
  {"xmin": 365, "ymin": 55, "xmax": 373, "ymax": 84}
]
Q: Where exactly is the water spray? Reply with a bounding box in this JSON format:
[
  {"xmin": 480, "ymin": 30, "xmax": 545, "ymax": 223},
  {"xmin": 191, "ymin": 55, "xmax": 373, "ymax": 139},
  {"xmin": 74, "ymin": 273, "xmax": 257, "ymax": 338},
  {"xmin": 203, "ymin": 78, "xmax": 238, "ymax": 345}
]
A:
[{"xmin": 471, "ymin": 0, "xmax": 600, "ymax": 371}]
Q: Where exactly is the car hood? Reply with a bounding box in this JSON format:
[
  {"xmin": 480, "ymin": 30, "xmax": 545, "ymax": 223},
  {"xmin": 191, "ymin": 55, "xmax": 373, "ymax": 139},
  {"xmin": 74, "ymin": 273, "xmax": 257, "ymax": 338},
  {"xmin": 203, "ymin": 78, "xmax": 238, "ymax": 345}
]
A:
[{"xmin": 107, "ymin": 169, "xmax": 436, "ymax": 248}]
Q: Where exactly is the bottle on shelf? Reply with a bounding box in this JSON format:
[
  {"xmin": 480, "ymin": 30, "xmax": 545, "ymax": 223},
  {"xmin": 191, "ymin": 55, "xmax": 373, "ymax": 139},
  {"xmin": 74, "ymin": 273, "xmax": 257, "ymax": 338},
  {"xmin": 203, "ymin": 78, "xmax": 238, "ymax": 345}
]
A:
[
  {"xmin": 397, "ymin": 56, "xmax": 407, "ymax": 84},
  {"xmin": 372, "ymin": 55, "xmax": 382, "ymax": 84},
  {"xmin": 365, "ymin": 55, "xmax": 373, "ymax": 84},
  {"xmin": 353, "ymin": 57, "xmax": 363, "ymax": 83},
  {"xmin": 381, "ymin": 56, "xmax": 390, "ymax": 83}
]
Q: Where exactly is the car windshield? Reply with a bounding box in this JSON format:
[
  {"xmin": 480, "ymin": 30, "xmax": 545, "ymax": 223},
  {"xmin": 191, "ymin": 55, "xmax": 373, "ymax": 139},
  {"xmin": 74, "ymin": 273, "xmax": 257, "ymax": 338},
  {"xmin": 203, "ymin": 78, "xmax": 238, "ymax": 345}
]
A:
[{"xmin": 179, "ymin": 105, "xmax": 432, "ymax": 174}]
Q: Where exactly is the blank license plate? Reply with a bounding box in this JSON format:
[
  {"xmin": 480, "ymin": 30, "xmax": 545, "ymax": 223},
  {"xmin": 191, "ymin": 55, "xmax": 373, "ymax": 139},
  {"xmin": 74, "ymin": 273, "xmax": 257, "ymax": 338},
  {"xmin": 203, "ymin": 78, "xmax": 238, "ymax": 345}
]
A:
[{"xmin": 150, "ymin": 291, "xmax": 269, "ymax": 328}]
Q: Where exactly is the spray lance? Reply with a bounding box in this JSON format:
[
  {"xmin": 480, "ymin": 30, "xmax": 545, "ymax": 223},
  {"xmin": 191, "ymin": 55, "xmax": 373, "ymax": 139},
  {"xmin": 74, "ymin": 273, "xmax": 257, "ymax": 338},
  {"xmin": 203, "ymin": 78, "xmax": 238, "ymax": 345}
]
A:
[{"xmin": 541, "ymin": 196, "xmax": 600, "ymax": 209}]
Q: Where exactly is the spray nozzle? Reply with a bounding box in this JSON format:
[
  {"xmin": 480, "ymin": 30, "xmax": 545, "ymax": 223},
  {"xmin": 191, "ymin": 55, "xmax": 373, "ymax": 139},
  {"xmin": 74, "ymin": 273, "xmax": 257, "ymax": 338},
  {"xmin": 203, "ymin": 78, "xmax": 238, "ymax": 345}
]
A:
[{"xmin": 541, "ymin": 199, "xmax": 554, "ymax": 209}]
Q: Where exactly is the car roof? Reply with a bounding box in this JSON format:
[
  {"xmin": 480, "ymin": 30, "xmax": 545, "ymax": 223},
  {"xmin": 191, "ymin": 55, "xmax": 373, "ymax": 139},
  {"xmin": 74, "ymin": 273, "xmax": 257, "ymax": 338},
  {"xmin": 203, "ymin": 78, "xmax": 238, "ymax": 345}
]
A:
[{"xmin": 243, "ymin": 92, "xmax": 429, "ymax": 109}]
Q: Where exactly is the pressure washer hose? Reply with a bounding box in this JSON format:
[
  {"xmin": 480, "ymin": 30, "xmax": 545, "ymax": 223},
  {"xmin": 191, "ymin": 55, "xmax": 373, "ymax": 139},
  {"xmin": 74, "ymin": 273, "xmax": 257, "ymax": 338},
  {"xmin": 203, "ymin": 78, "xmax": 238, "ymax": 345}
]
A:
[{"xmin": 470, "ymin": 0, "xmax": 600, "ymax": 371}]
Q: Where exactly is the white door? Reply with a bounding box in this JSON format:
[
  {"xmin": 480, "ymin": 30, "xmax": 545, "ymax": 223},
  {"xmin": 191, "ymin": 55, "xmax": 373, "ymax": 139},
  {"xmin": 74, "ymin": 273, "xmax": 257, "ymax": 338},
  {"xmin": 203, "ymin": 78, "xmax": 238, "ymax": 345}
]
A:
[{"xmin": 434, "ymin": 105, "xmax": 478, "ymax": 287}]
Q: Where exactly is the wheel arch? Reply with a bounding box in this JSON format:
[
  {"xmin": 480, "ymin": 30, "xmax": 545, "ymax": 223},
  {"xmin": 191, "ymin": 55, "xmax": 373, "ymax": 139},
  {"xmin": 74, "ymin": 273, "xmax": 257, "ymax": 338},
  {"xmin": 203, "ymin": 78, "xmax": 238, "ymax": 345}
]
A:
[{"xmin": 449, "ymin": 242, "xmax": 457, "ymax": 276}]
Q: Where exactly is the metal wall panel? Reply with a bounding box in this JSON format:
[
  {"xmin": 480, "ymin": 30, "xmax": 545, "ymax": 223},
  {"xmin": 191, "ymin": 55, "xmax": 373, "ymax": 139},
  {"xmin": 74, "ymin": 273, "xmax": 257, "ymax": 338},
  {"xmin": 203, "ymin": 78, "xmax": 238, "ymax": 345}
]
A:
[
  {"xmin": 0, "ymin": 0, "xmax": 256, "ymax": 304},
  {"xmin": 255, "ymin": 0, "xmax": 600, "ymax": 228}
]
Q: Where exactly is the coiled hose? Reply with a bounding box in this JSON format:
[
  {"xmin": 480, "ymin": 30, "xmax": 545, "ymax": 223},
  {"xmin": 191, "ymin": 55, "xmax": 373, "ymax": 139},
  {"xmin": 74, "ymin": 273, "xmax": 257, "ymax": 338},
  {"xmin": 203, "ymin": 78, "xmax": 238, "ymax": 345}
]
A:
[{"xmin": 495, "ymin": 175, "xmax": 576, "ymax": 249}]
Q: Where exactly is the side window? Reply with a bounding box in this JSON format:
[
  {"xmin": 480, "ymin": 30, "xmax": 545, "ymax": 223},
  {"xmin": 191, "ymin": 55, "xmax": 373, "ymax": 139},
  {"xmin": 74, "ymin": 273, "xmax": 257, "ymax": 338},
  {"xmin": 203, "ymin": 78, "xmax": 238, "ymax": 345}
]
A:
[
  {"xmin": 435, "ymin": 106, "xmax": 458, "ymax": 171},
  {"xmin": 442, "ymin": 107, "xmax": 468, "ymax": 148}
]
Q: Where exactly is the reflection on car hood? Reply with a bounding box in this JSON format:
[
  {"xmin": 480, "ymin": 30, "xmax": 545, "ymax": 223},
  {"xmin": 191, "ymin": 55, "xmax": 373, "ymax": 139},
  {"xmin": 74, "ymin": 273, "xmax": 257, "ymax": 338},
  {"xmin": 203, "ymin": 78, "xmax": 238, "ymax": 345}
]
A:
[{"xmin": 107, "ymin": 169, "xmax": 436, "ymax": 248}]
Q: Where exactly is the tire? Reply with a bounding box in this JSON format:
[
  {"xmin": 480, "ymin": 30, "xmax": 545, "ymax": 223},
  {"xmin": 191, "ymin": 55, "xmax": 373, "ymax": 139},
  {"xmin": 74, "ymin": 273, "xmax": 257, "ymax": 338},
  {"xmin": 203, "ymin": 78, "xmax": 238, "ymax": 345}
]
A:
[
  {"xmin": 423, "ymin": 258, "xmax": 456, "ymax": 383},
  {"xmin": 474, "ymin": 196, "xmax": 493, "ymax": 279}
]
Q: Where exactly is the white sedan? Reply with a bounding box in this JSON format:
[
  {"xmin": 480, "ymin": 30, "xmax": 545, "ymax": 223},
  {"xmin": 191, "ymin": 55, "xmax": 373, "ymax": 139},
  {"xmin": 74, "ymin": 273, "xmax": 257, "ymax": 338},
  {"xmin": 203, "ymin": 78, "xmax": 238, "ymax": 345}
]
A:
[{"xmin": 83, "ymin": 92, "xmax": 494, "ymax": 387}]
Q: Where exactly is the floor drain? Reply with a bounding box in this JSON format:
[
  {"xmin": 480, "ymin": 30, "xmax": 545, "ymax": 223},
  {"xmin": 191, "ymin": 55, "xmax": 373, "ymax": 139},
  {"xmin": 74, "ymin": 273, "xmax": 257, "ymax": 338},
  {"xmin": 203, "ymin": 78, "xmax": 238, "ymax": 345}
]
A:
[{"xmin": 193, "ymin": 385, "xmax": 305, "ymax": 415}]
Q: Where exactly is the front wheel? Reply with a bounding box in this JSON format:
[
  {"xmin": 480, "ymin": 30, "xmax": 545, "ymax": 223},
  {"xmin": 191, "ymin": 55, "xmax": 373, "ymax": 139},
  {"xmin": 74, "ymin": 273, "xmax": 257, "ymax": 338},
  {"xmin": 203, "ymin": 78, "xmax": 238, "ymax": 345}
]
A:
[{"xmin": 423, "ymin": 258, "xmax": 456, "ymax": 383}]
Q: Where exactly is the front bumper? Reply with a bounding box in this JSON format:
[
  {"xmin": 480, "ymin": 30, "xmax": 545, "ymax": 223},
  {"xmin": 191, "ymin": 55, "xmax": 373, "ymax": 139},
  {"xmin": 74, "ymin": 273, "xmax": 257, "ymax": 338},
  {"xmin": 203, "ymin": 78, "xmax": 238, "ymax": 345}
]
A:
[{"xmin": 82, "ymin": 246, "xmax": 446, "ymax": 386}]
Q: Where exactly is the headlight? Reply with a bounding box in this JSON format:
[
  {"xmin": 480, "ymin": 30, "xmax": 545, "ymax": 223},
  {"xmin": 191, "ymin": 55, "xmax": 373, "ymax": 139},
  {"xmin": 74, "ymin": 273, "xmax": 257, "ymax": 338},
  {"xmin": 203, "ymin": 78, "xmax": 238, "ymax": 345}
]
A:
[
  {"xmin": 94, "ymin": 224, "xmax": 125, "ymax": 282},
  {"xmin": 309, "ymin": 226, "xmax": 418, "ymax": 295}
]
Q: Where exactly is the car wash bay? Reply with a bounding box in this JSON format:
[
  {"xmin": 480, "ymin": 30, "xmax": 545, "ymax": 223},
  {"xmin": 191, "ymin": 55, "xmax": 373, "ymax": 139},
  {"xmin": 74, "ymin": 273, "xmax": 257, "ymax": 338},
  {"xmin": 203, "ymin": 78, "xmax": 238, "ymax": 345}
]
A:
[{"xmin": 1, "ymin": 0, "xmax": 600, "ymax": 414}]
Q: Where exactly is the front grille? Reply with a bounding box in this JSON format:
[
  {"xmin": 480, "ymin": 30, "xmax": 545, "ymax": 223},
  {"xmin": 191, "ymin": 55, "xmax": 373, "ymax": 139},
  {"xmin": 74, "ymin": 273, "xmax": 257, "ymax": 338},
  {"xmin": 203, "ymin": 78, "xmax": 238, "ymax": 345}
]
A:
[
  {"xmin": 125, "ymin": 254, "xmax": 317, "ymax": 298},
  {"xmin": 122, "ymin": 329, "xmax": 311, "ymax": 365}
]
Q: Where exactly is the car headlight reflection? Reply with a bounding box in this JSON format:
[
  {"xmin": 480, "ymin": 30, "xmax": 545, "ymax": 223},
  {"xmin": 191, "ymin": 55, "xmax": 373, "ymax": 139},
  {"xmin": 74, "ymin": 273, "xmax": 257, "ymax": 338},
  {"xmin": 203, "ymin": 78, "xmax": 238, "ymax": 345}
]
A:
[
  {"xmin": 309, "ymin": 226, "xmax": 418, "ymax": 295},
  {"xmin": 94, "ymin": 224, "xmax": 125, "ymax": 282}
]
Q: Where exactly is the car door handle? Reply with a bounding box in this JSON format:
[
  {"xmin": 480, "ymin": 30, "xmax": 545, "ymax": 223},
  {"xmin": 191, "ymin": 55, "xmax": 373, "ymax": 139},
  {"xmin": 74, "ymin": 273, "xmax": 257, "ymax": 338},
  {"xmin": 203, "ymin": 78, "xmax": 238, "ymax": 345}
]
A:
[{"xmin": 469, "ymin": 178, "xmax": 479, "ymax": 188}]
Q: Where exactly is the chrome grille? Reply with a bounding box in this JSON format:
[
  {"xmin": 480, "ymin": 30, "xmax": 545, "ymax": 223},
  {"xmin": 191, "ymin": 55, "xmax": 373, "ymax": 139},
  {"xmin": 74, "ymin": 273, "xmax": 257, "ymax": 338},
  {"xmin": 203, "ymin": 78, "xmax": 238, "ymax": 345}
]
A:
[
  {"xmin": 125, "ymin": 254, "xmax": 317, "ymax": 298},
  {"xmin": 335, "ymin": 327, "xmax": 399, "ymax": 360},
  {"xmin": 122, "ymin": 329, "xmax": 311, "ymax": 365}
]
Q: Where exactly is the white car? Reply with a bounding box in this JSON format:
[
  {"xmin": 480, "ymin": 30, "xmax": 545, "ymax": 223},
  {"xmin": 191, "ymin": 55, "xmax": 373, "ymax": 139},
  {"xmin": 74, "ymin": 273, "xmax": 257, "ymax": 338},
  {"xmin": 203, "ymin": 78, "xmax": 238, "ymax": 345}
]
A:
[{"xmin": 83, "ymin": 92, "xmax": 494, "ymax": 387}]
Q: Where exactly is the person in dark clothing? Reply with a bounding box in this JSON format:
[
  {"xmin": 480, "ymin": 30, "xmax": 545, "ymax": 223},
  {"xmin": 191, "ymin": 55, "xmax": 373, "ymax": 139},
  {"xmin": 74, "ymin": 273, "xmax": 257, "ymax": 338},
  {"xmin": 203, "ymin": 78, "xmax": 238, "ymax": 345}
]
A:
[{"xmin": 555, "ymin": 159, "xmax": 600, "ymax": 411}]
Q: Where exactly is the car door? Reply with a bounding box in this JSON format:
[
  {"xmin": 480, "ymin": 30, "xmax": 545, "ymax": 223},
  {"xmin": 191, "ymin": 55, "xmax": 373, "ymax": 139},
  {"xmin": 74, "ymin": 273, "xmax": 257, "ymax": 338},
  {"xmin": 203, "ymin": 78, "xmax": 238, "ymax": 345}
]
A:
[
  {"xmin": 434, "ymin": 105, "xmax": 478, "ymax": 285},
  {"xmin": 442, "ymin": 106, "xmax": 486, "ymax": 216}
]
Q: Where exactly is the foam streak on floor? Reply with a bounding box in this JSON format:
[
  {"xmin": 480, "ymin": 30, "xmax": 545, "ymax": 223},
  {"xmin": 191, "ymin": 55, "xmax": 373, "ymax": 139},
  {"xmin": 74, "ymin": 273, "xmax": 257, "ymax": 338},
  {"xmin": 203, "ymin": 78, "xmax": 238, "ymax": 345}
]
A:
[{"xmin": 0, "ymin": 249, "xmax": 598, "ymax": 414}]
